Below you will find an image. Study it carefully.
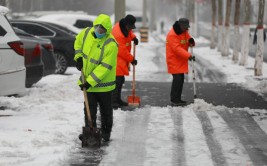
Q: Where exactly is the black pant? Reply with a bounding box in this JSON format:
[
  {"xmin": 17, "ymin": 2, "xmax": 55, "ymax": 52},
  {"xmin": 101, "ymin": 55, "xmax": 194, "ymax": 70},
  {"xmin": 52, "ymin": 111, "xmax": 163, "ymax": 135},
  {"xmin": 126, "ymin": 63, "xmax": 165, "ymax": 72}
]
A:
[
  {"xmin": 84, "ymin": 91, "xmax": 113, "ymax": 134},
  {"xmin": 170, "ymin": 74, "xmax": 184, "ymax": 103},
  {"xmin": 112, "ymin": 76, "xmax": 125, "ymax": 104}
]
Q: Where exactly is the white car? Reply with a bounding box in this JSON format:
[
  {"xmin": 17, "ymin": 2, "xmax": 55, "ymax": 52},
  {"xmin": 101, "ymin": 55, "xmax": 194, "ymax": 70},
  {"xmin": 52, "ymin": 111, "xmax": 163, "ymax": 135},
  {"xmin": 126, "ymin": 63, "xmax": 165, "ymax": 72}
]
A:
[
  {"xmin": 0, "ymin": 6, "xmax": 26, "ymax": 96},
  {"xmin": 36, "ymin": 14, "xmax": 97, "ymax": 30}
]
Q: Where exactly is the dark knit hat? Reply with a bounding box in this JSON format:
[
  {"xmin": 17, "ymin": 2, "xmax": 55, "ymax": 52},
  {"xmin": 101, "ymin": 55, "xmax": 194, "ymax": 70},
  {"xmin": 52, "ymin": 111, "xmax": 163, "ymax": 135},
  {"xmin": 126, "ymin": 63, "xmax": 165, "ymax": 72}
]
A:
[
  {"xmin": 124, "ymin": 14, "xmax": 136, "ymax": 29},
  {"xmin": 178, "ymin": 18, "xmax": 190, "ymax": 28}
]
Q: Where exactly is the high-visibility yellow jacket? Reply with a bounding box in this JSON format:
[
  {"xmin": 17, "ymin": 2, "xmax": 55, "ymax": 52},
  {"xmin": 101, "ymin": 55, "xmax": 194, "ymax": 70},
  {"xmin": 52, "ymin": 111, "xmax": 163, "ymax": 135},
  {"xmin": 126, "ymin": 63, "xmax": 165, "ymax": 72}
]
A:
[{"xmin": 74, "ymin": 14, "xmax": 118, "ymax": 92}]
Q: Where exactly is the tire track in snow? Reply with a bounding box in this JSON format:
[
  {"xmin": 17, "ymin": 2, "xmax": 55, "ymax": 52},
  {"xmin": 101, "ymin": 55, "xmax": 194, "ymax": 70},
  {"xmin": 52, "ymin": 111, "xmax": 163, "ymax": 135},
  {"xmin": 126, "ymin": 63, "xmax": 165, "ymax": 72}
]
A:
[
  {"xmin": 207, "ymin": 110, "xmax": 253, "ymax": 166},
  {"xmin": 194, "ymin": 111, "xmax": 227, "ymax": 165},
  {"xmin": 101, "ymin": 107, "xmax": 151, "ymax": 166},
  {"xmin": 217, "ymin": 109, "xmax": 267, "ymax": 165},
  {"xmin": 144, "ymin": 107, "xmax": 176, "ymax": 166},
  {"xmin": 182, "ymin": 108, "xmax": 214, "ymax": 166},
  {"xmin": 170, "ymin": 107, "xmax": 187, "ymax": 166}
]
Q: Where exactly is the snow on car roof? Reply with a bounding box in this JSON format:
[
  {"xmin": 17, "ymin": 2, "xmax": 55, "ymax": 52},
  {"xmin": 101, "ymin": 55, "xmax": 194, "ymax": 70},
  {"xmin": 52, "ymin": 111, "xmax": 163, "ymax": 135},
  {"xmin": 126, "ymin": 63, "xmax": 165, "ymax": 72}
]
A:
[
  {"xmin": 37, "ymin": 14, "xmax": 97, "ymax": 25},
  {"xmin": 0, "ymin": 6, "xmax": 9, "ymax": 15}
]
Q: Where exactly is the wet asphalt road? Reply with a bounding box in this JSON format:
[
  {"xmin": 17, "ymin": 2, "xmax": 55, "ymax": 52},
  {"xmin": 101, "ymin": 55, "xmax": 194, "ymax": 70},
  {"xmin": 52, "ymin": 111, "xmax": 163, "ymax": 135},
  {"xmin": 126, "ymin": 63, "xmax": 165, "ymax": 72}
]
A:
[{"xmin": 122, "ymin": 81, "xmax": 267, "ymax": 110}]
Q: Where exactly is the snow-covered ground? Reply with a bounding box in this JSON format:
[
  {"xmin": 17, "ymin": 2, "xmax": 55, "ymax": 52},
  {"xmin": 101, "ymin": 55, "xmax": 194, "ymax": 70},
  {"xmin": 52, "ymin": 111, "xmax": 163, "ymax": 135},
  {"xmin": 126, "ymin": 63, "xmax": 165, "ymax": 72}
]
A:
[{"xmin": 0, "ymin": 31, "xmax": 267, "ymax": 165}]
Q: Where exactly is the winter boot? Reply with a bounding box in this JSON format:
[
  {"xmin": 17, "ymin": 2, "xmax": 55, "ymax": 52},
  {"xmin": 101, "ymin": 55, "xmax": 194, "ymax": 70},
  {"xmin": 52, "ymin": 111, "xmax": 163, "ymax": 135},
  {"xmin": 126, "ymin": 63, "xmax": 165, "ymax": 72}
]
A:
[
  {"xmin": 119, "ymin": 100, "xmax": 128, "ymax": 107},
  {"xmin": 78, "ymin": 134, "xmax": 83, "ymax": 141},
  {"xmin": 112, "ymin": 102, "xmax": 120, "ymax": 109},
  {"xmin": 102, "ymin": 131, "xmax": 111, "ymax": 142},
  {"xmin": 171, "ymin": 100, "xmax": 187, "ymax": 107}
]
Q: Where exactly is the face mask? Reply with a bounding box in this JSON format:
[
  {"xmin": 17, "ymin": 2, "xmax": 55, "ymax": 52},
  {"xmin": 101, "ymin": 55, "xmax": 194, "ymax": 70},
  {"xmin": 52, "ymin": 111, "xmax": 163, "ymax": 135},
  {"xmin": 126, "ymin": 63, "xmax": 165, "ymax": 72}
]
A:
[
  {"xmin": 95, "ymin": 31, "xmax": 106, "ymax": 39},
  {"xmin": 94, "ymin": 25, "xmax": 107, "ymax": 39}
]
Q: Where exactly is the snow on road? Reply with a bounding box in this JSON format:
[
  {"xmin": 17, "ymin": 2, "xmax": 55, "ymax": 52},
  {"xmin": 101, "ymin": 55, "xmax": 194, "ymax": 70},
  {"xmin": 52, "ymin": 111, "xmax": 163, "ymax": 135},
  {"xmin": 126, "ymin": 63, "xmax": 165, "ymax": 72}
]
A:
[
  {"xmin": 1, "ymin": 68, "xmax": 265, "ymax": 166},
  {"xmin": 1, "ymin": 34, "xmax": 267, "ymax": 166},
  {"xmin": 100, "ymin": 100, "xmax": 257, "ymax": 166}
]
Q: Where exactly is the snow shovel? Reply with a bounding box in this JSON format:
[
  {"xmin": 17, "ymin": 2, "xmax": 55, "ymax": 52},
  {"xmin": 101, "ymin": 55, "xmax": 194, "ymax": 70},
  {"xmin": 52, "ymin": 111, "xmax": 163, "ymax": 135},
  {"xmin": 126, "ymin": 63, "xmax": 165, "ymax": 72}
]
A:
[
  {"xmin": 127, "ymin": 44, "xmax": 140, "ymax": 106},
  {"xmin": 81, "ymin": 70, "xmax": 101, "ymax": 148},
  {"xmin": 190, "ymin": 46, "xmax": 197, "ymax": 99}
]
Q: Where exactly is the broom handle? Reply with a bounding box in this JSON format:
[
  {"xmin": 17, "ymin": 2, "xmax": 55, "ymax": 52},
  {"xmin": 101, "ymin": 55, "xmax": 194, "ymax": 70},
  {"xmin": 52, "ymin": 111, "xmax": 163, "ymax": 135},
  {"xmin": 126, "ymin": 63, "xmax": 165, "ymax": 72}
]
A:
[
  {"xmin": 81, "ymin": 70, "xmax": 93, "ymax": 129},
  {"xmin": 132, "ymin": 44, "xmax": 136, "ymax": 98},
  {"xmin": 190, "ymin": 47, "xmax": 197, "ymax": 98}
]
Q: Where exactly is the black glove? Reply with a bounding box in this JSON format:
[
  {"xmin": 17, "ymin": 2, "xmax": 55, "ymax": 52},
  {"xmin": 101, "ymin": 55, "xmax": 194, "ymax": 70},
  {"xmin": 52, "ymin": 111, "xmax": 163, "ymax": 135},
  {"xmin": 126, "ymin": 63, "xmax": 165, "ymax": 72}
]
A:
[
  {"xmin": 76, "ymin": 57, "xmax": 83, "ymax": 71},
  {"xmin": 189, "ymin": 56, "xmax": 196, "ymax": 61},
  {"xmin": 133, "ymin": 37, "xmax": 139, "ymax": 45},
  {"xmin": 79, "ymin": 82, "xmax": 91, "ymax": 90},
  {"xmin": 188, "ymin": 38, "xmax": 195, "ymax": 47},
  {"xmin": 131, "ymin": 59, "xmax": 137, "ymax": 66}
]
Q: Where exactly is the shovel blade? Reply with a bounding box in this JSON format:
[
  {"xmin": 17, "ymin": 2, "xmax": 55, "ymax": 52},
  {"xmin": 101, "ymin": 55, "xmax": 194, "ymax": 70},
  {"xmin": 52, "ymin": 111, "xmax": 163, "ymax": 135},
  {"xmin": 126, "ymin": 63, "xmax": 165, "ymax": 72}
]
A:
[
  {"xmin": 82, "ymin": 127, "xmax": 101, "ymax": 148},
  {"xmin": 127, "ymin": 96, "xmax": 141, "ymax": 106}
]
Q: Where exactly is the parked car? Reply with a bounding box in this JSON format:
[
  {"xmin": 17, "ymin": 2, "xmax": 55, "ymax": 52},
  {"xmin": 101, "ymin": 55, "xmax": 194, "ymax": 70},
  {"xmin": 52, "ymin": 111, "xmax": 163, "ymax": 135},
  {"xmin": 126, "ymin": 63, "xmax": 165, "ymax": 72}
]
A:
[
  {"xmin": 36, "ymin": 14, "xmax": 97, "ymax": 30},
  {"xmin": 13, "ymin": 27, "xmax": 44, "ymax": 87},
  {"xmin": 36, "ymin": 36, "xmax": 56, "ymax": 76},
  {"xmin": 10, "ymin": 20, "xmax": 76, "ymax": 74},
  {"xmin": 0, "ymin": 6, "xmax": 26, "ymax": 96},
  {"xmin": 14, "ymin": 27, "xmax": 56, "ymax": 76},
  {"xmin": 40, "ymin": 20, "xmax": 80, "ymax": 36}
]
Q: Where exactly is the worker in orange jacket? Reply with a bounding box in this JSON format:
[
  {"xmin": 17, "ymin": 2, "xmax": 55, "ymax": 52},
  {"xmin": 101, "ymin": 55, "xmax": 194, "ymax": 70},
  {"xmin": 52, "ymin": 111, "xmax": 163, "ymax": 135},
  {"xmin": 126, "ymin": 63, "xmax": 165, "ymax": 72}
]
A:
[
  {"xmin": 166, "ymin": 18, "xmax": 195, "ymax": 106},
  {"xmin": 112, "ymin": 14, "xmax": 138, "ymax": 108}
]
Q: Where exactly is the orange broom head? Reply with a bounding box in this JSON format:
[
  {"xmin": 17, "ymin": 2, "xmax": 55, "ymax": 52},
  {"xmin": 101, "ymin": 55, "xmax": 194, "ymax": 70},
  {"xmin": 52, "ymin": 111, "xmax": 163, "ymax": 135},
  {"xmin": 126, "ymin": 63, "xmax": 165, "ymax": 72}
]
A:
[{"xmin": 127, "ymin": 96, "xmax": 141, "ymax": 106}]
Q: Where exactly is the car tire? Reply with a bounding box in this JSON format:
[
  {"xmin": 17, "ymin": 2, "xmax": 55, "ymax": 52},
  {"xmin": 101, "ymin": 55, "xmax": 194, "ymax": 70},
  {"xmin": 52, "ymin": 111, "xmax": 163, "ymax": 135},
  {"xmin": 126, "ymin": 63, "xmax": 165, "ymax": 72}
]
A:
[{"xmin": 54, "ymin": 52, "xmax": 68, "ymax": 74}]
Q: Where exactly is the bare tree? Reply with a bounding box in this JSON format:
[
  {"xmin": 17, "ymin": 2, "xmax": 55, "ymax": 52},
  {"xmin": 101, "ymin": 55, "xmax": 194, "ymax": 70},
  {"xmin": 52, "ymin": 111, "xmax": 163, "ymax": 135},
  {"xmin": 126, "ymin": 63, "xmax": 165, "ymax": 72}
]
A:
[
  {"xmin": 217, "ymin": 0, "xmax": 223, "ymax": 52},
  {"xmin": 232, "ymin": 0, "xmax": 241, "ymax": 63},
  {"xmin": 210, "ymin": 0, "xmax": 216, "ymax": 49},
  {"xmin": 222, "ymin": 0, "xmax": 232, "ymax": 57},
  {"xmin": 239, "ymin": 0, "xmax": 251, "ymax": 66},
  {"xmin": 254, "ymin": 0, "xmax": 265, "ymax": 76}
]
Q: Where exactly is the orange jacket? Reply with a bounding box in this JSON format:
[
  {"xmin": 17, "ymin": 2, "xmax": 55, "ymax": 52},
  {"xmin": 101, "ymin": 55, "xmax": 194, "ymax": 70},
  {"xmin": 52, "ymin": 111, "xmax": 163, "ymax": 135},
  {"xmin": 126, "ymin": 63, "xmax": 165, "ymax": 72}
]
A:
[
  {"xmin": 166, "ymin": 28, "xmax": 192, "ymax": 74},
  {"xmin": 112, "ymin": 22, "xmax": 136, "ymax": 76}
]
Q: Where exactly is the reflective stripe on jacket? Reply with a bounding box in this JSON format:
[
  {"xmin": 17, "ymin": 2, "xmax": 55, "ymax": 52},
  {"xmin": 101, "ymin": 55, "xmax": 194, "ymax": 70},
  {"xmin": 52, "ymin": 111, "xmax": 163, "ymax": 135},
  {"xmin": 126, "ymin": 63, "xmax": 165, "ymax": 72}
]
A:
[
  {"xmin": 166, "ymin": 28, "xmax": 191, "ymax": 74},
  {"xmin": 112, "ymin": 22, "xmax": 136, "ymax": 76},
  {"xmin": 74, "ymin": 14, "xmax": 118, "ymax": 92}
]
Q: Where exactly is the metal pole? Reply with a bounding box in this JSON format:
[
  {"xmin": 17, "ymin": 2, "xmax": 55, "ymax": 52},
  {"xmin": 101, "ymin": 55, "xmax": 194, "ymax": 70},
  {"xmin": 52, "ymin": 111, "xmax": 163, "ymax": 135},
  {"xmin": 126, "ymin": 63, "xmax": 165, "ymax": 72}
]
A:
[
  {"xmin": 114, "ymin": 0, "xmax": 125, "ymax": 23},
  {"xmin": 5, "ymin": 0, "xmax": 9, "ymax": 8},
  {"xmin": 194, "ymin": 1, "xmax": 198, "ymax": 37},
  {"xmin": 150, "ymin": 0, "xmax": 156, "ymax": 31},
  {"xmin": 0, "ymin": 0, "xmax": 6, "ymax": 6},
  {"xmin": 142, "ymin": 0, "xmax": 147, "ymax": 27}
]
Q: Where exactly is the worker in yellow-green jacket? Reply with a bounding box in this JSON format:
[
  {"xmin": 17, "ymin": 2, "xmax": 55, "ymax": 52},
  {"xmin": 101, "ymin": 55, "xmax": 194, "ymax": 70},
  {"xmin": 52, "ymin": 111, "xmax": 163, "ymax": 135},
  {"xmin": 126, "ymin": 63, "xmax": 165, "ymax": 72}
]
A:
[{"xmin": 74, "ymin": 14, "xmax": 118, "ymax": 142}]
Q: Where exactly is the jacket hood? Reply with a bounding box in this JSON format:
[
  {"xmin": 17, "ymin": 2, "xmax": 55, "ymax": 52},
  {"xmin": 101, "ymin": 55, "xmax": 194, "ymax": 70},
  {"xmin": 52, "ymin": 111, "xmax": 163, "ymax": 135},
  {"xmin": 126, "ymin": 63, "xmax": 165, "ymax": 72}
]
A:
[
  {"xmin": 173, "ymin": 21, "xmax": 183, "ymax": 35},
  {"xmin": 119, "ymin": 18, "xmax": 129, "ymax": 37},
  {"xmin": 93, "ymin": 14, "xmax": 112, "ymax": 34}
]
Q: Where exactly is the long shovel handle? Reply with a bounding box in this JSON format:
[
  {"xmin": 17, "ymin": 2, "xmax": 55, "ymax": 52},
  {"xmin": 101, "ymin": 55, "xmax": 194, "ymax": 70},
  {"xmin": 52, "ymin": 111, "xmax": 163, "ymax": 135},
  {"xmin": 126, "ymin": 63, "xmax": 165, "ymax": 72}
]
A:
[
  {"xmin": 81, "ymin": 70, "xmax": 93, "ymax": 129},
  {"xmin": 132, "ymin": 44, "xmax": 136, "ymax": 98},
  {"xmin": 190, "ymin": 47, "xmax": 197, "ymax": 98}
]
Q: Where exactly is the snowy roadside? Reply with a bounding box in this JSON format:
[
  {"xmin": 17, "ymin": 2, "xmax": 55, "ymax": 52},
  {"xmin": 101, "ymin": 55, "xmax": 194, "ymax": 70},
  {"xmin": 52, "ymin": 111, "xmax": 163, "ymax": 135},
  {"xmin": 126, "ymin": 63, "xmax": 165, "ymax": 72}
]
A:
[
  {"xmin": 194, "ymin": 45, "xmax": 267, "ymax": 97},
  {"xmin": 0, "ymin": 73, "xmax": 84, "ymax": 165}
]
